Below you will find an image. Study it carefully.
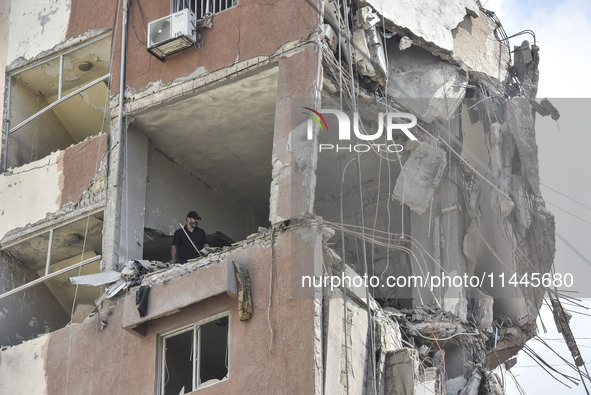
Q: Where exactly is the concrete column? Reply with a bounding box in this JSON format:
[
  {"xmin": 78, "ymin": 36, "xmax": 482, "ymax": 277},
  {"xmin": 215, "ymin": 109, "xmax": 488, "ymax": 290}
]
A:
[
  {"xmin": 102, "ymin": 114, "xmax": 124, "ymax": 271},
  {"xmin": 269, "ymin": 45, "xmax": 321, "ymax": 224},
  {"xmin": 118, "ymin": 125, "xmax": 149, "ymax": 262}
]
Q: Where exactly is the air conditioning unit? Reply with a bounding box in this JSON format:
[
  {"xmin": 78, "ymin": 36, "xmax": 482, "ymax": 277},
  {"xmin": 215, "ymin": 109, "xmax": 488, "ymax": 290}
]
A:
[{"xmin": 147, "ymin": 8, "xmax": 197, "ymax": 61}]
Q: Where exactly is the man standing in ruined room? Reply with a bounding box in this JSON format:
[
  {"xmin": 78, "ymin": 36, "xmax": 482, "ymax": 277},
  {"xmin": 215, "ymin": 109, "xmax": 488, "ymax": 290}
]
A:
[{"xmin": 170, "ymin": 211, "xmax": 210, "ymax": 264}]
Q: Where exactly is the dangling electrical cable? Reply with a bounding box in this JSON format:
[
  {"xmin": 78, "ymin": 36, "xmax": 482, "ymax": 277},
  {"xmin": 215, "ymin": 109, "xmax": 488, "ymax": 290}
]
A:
[
  {"xmin": 340, "ymin": 1, "xmax": 377, "ymax": 392},
  {"xmin": 335, "ymin": 1, "xmax": 351, "ymax": 392}
]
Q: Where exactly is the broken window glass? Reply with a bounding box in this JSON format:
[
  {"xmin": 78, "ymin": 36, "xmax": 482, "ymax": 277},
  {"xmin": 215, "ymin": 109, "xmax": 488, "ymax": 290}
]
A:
[{"xmin": 3, "ymin": 34, "xmax": 111, "ymax": 171}]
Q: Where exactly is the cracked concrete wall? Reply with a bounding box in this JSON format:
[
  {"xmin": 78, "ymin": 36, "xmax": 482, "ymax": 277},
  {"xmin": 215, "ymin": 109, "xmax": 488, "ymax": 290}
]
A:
[
  {"xmin": 356, "ymin": 0, "xmax": 509, "ymax": 87},
  {"xmin": 0, "ymin": 134, "xmax": 107, "ymax": 241},
  {"xmin": 6, "ymin": 0, "xmax": 71, "ymax": 64},
  {"xmin": 452, "ymin": 12, "xmax": 510, "ymax": 83},
  {"xmin": 359, "ymin": 0, "xmax": 479, "ymax": 53}
]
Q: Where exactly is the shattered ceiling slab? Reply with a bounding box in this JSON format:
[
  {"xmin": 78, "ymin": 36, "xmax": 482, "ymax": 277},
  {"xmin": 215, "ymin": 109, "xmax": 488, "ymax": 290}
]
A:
[
  {"xmin": 358, "ymin": 0, "xmax": 479, "ymax": 52},
  {"xmin": 386, "ymin": 43, "xmax": 468, "ymax": 122}
]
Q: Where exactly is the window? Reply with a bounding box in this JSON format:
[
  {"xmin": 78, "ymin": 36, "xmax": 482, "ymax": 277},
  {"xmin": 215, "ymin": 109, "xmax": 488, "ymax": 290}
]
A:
[
  {"xmin": 158, "ymin": 312, "xmax": 229, "ymax": 394},
  {"xmin": 2, "ymin": 33, "xmax": 111, "ymax": 171},
  {"xmin": 172, "ymin": 0, "xmax": 238, "ymax": 19}
]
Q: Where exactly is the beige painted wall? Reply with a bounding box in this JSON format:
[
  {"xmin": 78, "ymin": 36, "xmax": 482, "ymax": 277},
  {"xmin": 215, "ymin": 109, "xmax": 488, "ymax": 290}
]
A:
[
  {"xmin": 0, "ymin": 151, "xmax": 62, "ymax": 240},
  {"xmin": 0, "ymin": 333, "xmax": 48, "ymax": 395},
  {"xmin": 6, "ymin": 0, "xmax": 71, "ymax": 64}
]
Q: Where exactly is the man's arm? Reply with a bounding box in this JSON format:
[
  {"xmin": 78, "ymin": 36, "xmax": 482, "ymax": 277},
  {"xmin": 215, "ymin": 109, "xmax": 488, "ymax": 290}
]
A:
[
  {"xmin": 170, "ymin": 245, "xmax": 178, "ymax": 264},
  {"xmin": 201, "ymin": 229, "xmax": 209, "ymax": 248}
]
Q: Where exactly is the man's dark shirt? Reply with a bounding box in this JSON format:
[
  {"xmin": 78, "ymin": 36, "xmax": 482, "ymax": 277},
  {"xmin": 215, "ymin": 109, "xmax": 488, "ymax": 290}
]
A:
[{"xmin": 172, "ymin": 225, "xmax": 208, "ymax": 263}]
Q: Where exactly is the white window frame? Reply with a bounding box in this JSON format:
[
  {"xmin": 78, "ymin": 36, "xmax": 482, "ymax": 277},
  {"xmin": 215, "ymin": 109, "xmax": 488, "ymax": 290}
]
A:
[{"xmin": 157, "ymin": 311, "xmax": 229, "ymax": 394}]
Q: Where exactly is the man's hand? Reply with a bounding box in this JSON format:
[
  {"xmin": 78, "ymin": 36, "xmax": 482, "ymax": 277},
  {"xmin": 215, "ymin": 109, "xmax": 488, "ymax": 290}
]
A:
[{"xmin": 170, "ymin": 245, "xmax": 178, "ymax": 264}]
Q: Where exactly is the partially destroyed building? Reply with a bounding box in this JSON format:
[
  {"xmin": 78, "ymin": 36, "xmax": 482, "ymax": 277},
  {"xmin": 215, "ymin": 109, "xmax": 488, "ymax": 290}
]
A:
[{"xmin": 0, "ymin": 0, "xmax": 567, "ymax": 393}]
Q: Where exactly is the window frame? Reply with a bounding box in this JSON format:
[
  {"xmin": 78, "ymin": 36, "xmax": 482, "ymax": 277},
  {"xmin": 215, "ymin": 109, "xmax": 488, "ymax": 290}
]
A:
[
  {"xmin": 156, "ymin": 310, "xmax": 230, "ymax": 394},
  {"xmin": 171, "ymin": 0, "xmax": 238, "ymax": 20},
  {"xmin": 2, "ymin": 32, "xmax": 111, "ymax": 172}
]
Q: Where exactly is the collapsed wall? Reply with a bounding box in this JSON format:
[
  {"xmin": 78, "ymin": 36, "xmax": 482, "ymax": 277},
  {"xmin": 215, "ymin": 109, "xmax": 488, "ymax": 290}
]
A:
[{"xmin": 316, "ymin": 0, "xmax": 556, "ymax": 392}]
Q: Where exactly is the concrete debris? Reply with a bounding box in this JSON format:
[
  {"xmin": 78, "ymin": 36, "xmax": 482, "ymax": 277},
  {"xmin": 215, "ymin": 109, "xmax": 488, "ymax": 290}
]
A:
[
  {"xmin": 356, "ymin": 6, "xmax": 380, "ymax": 30},
  {"xmin": 452, "ymin": 11, "xmax": 510, "ymax": 83},
  {"xmin": 393, "ymin": 142, "xmax": 447, "ymax": 214},
  {"xmin": 467, "ymin": 287, "xmax": 494, "ymax": 330},
  {"xmin": 530, "ymin": 98, "xmax": 560, "ymax": 120},
  {"xmin": 386, "ymin": 43, "xmax": 468, "ymax": 122},
  {"xmin": 488, "ymin": 123, "xmax": 503, "ymax": 179},
  {"xmin": 398, "ymin": 36, "xmax": 413, "ymax": 50},
  {"xmin": 447, "ymin": 376, "xmax": 468, "ymax": 394},
  {"xmin": 504, "ymin": 357, "xmax": 517, "ymax": 371},
  {"xmin": 462, "ymin": 221, "xmax": 479, "ymax": 271},
  {"xmin": 105, "ymin": 280, "xmax": 127, "ymax": 299},
  {"xmin": 459, "ymin": 369, "xmax": 482, "ymax": 395},
  {"xmin": 486, "ymin": 122, "xmax": 515, "ymax": 219},
  {"xmin": 323, "ymin": 24, "xmax": 338, "ymax": 52},
  {"xmin": 353, "ymin": 7, "xmax": 387, "ymax": 88},
  {"xmin": 121, "ymin": 259, "xmax": 168, "ymax": 281},
  {"xmin": 323, "ymin": 0, "xmax": 345, "ymax": 33},
  {"xmin": 70, "ymin": 270, "xmax": 121, "ymax": 286},
  {"xmin": 385, "ymin": 348, "xmax": 420, "ymax": 395},
  {"xmin": 502, "ymin": 97, "xmax": 541, "ymax": 195},
  {"xmin": 487, "ymin": 326, "xmax": 531, "ymax": 369},
  {"xmin": 490, "ymin": 188, "xmax": 514, "ymax": 219},
  {"xmin": 484, "ymin": 371, "xmax": 504, "ymax": 395},
  {"xmin": 511, "ymin": 40, "xmax": 539, "ymax": 98},
  {"xmin": 420, "ymin": 368, "xmax": 441, "ymax": 395},
  {"xmin": 358, "ymin": 0, "xmax": 479, "ymax": 52},
  {"xmin": 512, "ymin": 179, "xmax": 532, "ymax": 237}
]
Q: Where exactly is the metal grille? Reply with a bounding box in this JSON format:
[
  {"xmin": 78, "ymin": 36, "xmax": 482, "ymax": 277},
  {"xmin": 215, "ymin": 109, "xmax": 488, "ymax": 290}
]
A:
[{"xmin": 173, "ymin": 0, "xmax": 238, "ymax": 19}]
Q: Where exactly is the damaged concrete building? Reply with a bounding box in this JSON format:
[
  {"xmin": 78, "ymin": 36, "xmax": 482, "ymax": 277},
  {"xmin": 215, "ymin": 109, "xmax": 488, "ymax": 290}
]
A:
[{"xmin": 0, "ymin": 0, "xmax": 565, "ymax": 393}]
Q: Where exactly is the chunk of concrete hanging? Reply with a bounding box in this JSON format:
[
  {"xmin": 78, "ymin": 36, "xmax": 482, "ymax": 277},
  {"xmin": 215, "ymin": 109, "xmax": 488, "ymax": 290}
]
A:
[
  {"xmin": 233, "ymin": 261, "xmax": 253, "ymax": 321},
  {"xmin": 467, "ymin": 287, "xmax": 494, "ymax": 330},
  {"xmin": 386, "ymin": 43, "xmax": 468, "ymax": 123},
  {"xmin": 358, "ymin": 0, "xmax": 479, "ymax": 52},
  {"xmin": 352, "ymin": 7, "xmax": 387, "ymax": 87},
  {"xmin": 70, "ymin": 270, "xmax": 121, "ymax": 286},
  {"xmin": 393, "ymin": 142, "xmax": 447, "ymax": 214},
  {"xmin": 398, "ymin": 36, "xmax": 413, "ymax": 50},
  {"xmin": 502, "ymin": 97, "xmax": 541, "ymax": 195},
  {"xmin": 511, "ymin": 40, "xmax": 539, "ymax": 98},
  {"xmin": 530, "ymin": 98, "xmax": 560, "ymax": 120},
  {"xmin": 463, "ymin": 221, "xmax": 479, "ymax": 269}
]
